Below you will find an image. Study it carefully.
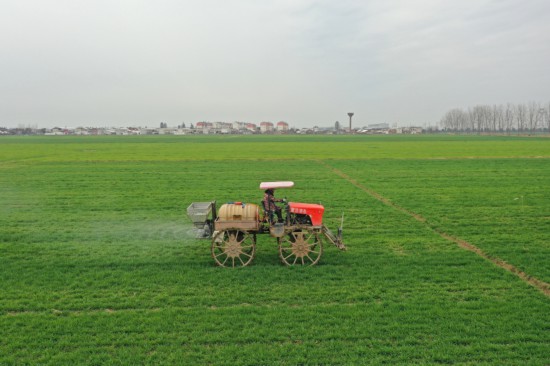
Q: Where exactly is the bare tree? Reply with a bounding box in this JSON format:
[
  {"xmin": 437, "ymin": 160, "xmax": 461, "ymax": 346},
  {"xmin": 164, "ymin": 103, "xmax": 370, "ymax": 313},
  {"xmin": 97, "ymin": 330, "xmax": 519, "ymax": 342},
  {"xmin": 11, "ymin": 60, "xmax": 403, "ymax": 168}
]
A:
[
  {"xmin": 467, "ymin": 107, "xmax": 476, "ymax": 133},
  {"xmin": 538, "ymin": 103, "xmax": 550, "ymax": 134},
  {"xmin": 441, "ymin": 108, "xmax": 467, "ymax": 131},
  {"xmin": 481, "ymin": 105, "xmax": 493, "ymax": 132},
  {"xmin": 516, "ymin": 104, "xmax": 527, "ymax": 132},
  {"xmin": 437, "ymin": 101, "xmax": 549, "ymax": 134},
  {"xmin": 504, "ymin": 103, "xmax": 515, "ymax": 133},
  {"xmin": 471, "ymin": 105, "xmax": 489, "ymax": 133},
  {"xmin": 527, "ymin": 101, "xmax": 539, "ymax": 133},
  {"xmin": 495, "ymin": 104, "xmax": 504, "ymax": 132}
]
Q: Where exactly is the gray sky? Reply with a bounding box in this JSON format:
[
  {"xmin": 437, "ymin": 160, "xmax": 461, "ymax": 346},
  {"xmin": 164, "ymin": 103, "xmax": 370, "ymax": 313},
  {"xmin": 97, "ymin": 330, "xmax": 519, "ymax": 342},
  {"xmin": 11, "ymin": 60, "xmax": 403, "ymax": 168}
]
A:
[{"xmin": 1, "ymin": 0, "xmax": 549, "ymax": 128}]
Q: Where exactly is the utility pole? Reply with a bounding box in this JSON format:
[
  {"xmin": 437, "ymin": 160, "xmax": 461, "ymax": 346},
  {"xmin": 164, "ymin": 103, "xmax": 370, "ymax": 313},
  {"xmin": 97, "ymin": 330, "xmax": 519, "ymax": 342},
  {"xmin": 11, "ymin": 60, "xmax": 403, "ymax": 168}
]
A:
[{"xmin": 347, "ymin": 113, "xmax": 354, "ymax": 133}]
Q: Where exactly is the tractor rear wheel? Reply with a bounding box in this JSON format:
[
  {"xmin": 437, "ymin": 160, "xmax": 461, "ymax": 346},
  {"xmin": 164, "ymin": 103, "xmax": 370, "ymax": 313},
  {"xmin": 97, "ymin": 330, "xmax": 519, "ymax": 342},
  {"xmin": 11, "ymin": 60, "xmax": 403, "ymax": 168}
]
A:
[
  {"xmin": 211, "ymin": 230, "xmax": 256, "ymax": 267},
  {"xmin": 278, "ymin": 229, "xmax": 322, "ymax": 266}
]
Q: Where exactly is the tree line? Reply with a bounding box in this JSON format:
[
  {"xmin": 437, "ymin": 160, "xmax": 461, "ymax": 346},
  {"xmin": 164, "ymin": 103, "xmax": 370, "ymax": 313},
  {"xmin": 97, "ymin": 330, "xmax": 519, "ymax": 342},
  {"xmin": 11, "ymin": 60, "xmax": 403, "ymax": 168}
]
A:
[{"xmin": 439, "ymin": 101, "xmax": 550, "ymax": 133}]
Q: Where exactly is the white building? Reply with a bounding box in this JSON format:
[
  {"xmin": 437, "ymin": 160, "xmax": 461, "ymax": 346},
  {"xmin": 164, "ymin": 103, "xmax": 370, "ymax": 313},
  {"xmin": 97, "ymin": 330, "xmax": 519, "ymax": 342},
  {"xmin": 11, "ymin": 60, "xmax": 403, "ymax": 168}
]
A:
[
  {"xmin": 260, "ymin": 122, "xmax": 274, "ymax": 133},
  {"xmin": 276, "ymin": 121, "xmax": 289, "ymax": 132}
]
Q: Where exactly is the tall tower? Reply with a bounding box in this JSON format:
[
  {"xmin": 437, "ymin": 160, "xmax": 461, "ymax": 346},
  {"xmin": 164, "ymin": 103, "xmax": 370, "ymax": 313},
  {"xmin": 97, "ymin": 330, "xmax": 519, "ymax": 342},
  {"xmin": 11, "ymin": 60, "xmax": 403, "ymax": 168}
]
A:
[{"xmin": 347, "ymin": 113, "xmax": 354, "ymax": 132}]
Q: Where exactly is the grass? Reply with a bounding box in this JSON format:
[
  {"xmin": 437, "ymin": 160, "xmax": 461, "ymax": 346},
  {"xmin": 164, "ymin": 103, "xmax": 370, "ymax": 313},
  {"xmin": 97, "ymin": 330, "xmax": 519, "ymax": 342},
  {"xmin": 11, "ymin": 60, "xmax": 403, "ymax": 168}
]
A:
[
  {"xmin": 1, "ymin": 135, "xmax": 549, "ymax": 364},
  {"xmin": 1, "ymin": 134, "xmax": 549, "ymax": 162},
  {"xmin": 326, "ymin": 158, "xmax": 550, "ymax": 282}
]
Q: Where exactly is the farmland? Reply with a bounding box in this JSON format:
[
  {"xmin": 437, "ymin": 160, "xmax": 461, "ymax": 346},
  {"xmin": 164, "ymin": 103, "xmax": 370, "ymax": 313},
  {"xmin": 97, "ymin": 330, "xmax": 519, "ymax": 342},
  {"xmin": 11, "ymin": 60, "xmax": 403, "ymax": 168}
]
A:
[{"xmin": 1, "ymin": 134, "xmax": 549, "ymax": 365}]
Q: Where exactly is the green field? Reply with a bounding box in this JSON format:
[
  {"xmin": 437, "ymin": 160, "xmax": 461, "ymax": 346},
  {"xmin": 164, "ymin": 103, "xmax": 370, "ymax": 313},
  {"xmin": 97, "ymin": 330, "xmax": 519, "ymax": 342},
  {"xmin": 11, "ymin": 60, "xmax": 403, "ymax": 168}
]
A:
[{"xmin": 1, "ymin": 135, "xmax": 549, "ymax": 365}]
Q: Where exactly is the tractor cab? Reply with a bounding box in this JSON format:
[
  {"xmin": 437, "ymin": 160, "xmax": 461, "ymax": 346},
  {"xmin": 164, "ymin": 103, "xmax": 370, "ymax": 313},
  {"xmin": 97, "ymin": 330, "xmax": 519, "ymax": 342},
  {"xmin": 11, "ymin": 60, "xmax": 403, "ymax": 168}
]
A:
[
  {"xmin": 260, "ymin": 181, "xmax": 324, "ymax": 227},
  {"xmin": 260, "ymin": 181, "xmax": 294, "ymax": 223}
]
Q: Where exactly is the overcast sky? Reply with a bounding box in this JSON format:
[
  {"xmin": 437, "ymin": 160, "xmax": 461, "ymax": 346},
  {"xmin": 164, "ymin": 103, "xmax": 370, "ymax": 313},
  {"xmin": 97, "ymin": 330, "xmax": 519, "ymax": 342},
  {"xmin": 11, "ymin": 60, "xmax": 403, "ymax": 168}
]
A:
[{"xmin": 1, "ymin": 0, "xmax": 549, "ymax": 128}]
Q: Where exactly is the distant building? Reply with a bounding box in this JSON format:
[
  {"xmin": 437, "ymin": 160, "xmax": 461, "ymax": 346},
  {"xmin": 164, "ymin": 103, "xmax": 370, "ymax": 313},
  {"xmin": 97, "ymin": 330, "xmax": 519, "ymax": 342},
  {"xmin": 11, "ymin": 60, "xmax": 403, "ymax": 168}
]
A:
[
  {"xmin": 195, "ymin": 122, "xmax": 213, "ymax": 130},
  {"xmin": 403, "ymin": 127, "xmax": 423, "ymax": 134},
  {"xmin": 276, "ymin": 121, "xmax": 289, "ymax": 132},
  {"xmin": 173, "ymin": 128, "xmax": 189, "ymax": 135},
  {"xmin": 368, "ymin": 123, "xmax": 390, "ymax": 130},
  {"xmin": 232, "ymin": 121, "xmax": 245, "ymax": 130},
  {"xmin": 115, "ymin": 128, "xmax": 130, "ymax": 135},
  {"xmin": 246, "ymin": 123, "xmax": 257, "ymax": 132},
  {"xmin": 139, "ymin": 128, "xmax": 157, "ymax": 135},
  {"xmin": 159, "ymin": 127, "xmax": 178, "ymax": 135},
  {"xmin": 260, "ymin": 121, "xmax": 274, "ymax": 133}
]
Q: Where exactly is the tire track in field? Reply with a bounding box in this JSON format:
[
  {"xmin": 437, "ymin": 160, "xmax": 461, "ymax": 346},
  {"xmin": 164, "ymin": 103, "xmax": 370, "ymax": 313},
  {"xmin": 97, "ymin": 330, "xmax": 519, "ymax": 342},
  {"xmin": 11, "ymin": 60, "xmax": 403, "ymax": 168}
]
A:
[
  {"xmin": 2, "ymin": 302, "xmax": 370, "ymax": 317},
  {"xmin": 319, "ymin": 160, "xmax": 550, "ymax": 297}
]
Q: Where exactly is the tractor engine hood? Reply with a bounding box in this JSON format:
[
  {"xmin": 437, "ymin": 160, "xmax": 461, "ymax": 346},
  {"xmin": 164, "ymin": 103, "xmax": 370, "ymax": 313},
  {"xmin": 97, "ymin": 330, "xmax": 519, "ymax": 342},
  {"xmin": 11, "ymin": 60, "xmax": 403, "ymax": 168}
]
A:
[{"xmin": 288, "ymin": 202, "xmax": 324, "ymax": 226}]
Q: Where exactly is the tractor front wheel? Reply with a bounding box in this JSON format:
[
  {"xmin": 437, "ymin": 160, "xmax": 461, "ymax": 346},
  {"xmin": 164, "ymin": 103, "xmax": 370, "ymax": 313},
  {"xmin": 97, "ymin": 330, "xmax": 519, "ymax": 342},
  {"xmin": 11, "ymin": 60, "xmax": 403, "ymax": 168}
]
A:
[
  {"xmin": 278, "ymin": 229, "xmax": 322, "ymax": 266},
  {"xmin": 211, "ymin": 230, "xmax": 256, "ymax": 267}
]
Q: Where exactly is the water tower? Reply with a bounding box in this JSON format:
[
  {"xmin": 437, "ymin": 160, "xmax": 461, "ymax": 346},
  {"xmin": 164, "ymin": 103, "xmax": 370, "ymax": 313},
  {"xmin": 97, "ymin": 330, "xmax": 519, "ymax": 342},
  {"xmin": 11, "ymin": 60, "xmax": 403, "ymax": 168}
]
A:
[{"xmin": 347, "ymin": 113, "xmax": 354, "ymax": 132}]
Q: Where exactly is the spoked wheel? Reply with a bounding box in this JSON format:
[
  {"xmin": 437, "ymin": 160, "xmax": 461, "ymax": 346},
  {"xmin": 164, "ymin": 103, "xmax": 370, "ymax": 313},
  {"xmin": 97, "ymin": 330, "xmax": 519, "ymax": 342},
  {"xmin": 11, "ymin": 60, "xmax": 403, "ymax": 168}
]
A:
[
  {"xmin": 211, "ymin": 230, "xmax": 256, "ymax": 267},
  {"xmin": 278, "ymin": 229, "xmax": 322, "ymax": 266}
]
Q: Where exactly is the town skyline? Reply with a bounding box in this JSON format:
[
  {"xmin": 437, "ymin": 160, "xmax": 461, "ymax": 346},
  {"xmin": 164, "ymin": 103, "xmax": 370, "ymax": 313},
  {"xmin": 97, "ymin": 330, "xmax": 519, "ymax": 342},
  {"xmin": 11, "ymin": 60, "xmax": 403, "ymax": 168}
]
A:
[{"xmin": 2, "ymin": 1, "xmax": 549, "ymax": 129}]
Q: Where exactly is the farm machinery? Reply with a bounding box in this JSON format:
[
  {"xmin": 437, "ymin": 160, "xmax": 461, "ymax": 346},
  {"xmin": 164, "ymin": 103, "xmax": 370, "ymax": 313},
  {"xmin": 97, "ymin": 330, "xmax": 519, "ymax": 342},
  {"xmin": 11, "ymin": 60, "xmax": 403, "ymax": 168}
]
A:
[{"xmin": 187, "ymin": 181, "xmax": 346, "ymax": 267}]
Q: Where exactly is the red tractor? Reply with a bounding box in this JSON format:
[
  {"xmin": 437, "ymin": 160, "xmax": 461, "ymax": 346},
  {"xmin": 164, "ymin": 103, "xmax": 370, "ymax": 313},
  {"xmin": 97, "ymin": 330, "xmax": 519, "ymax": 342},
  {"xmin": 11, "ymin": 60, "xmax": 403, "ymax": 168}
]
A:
[{"xmin": 187, "ymin": 181, "xmax": 346, "ymax": 267}]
